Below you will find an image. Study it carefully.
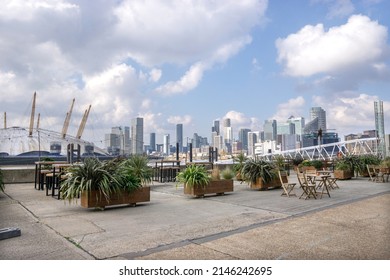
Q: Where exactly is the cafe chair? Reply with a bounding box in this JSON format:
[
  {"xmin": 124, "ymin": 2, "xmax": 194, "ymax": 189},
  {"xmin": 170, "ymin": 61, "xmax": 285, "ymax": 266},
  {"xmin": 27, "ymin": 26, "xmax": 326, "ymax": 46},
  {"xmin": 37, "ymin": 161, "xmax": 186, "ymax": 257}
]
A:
[
  {"xmin": 278, "ymin": 170, "xmax": 296, "ymax": 197},
  {"xmin": 297, "ymin": 172, "xmax": 317, "ymax": 200}
]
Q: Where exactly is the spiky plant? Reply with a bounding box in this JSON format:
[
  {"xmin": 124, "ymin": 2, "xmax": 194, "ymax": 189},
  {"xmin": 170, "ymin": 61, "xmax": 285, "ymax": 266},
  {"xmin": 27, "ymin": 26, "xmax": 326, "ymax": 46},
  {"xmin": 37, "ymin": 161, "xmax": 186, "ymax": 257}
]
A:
[
  {"xmin": 241, "ymin": 158, "xmax": 276, "ymax": 184},
  {"xmin": 176, "ymin": 164, "xmax": 210, "ymax": 188},
  {"xmin": 61, "ymin": 157, "xmax": 119, "ymax": 202},
  {"xmin": 119, "ymin": 155, "xmax": 153, "ymax": 187}
]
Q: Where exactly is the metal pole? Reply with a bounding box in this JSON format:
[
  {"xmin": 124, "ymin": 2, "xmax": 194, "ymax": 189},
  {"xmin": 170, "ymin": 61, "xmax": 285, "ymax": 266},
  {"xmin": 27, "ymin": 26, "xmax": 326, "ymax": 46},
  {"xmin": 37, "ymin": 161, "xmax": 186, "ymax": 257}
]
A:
[{"xmin": 189, "ymin": 143, "xmax": 193, "ymax": 162}]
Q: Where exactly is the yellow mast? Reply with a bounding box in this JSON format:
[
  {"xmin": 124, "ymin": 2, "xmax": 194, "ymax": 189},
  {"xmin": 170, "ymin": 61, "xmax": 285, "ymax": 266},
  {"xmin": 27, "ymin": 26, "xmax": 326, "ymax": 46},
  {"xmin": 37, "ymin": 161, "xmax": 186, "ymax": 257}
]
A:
[
  {"xmin": 29, "ymin": 92, "xmax": 36, "ymax": 137},
  {"xmin": 61, "ymin": 98, "xmax": 75, "ymax": 139},
  {"xmin": 76, "ymin": 105, "xmax": 91, "ymax": 139},
  {"xmin": 36, "ymin": 113, "xmax": 40, "ymax": 130}
]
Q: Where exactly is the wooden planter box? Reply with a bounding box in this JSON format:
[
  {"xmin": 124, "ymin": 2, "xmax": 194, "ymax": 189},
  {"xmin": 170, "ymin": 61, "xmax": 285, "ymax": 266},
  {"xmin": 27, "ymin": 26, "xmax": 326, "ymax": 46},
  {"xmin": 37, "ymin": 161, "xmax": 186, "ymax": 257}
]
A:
[
  {"xmin": 184, "ymin": 179, "xmax": 233, "ymax": 197},
  {"xmin": 80, "ymin": 187, "xmax": 150, "ymax": 209},
  {"xmin": 250, "ymin": 175, "xmax": 287, "ymax": 191},
  {"xmin": 334, "ymin": 170, "xmax": 352, "ymax": 180}
]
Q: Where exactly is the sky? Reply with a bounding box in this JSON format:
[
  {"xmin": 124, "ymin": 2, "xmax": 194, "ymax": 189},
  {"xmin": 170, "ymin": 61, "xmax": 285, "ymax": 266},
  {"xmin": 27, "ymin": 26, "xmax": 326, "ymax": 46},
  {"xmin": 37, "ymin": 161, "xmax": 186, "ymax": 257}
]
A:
[{"xmin": 0, "ymin": 0, "xmax": 389, "ymax": 149}]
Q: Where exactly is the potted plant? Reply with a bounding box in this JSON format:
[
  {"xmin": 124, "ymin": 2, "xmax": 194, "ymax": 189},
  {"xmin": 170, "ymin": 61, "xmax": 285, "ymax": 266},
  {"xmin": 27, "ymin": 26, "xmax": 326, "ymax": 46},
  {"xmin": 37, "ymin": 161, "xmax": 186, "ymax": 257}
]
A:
[
  {"xmin": 356, "ymin": 154, "xmax": 381, "ymax": 177},
  {"xmin": 241, "ymin": 158, "xmax": 282, "ymax": 191},
  {"xmin": 233, "ymin": 153, "xmax": 247, "ymax": 181},
  {"xmin": 60, "ymin": 157, "xmax": 150, "ymax": 209},
  {"xmin": 334, "ymin": 159, "xmax": 353, "ymax": 180},
  {"xmin": 177, "ymin": 164, "xmax": 233, "ymax": 197},
  {"xmin": 274, "ymin": 155, "xmax": 286, "ymax": 171},
  {"xmin": 292, "ymin": 156, "xmax": 304, "ymax": 172}
]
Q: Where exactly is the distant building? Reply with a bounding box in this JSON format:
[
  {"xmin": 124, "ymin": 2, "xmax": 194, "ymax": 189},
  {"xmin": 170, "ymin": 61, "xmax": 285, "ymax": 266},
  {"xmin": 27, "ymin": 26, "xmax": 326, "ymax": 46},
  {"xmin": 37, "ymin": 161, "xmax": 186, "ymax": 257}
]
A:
[
  {"xmin": 247, "ymin": 131, "xmax": 258, "ymax": 156},
  {"xmin": 277, "ymin": 122, "xmax": 295, "ymax": 135},
  {"xmin": 223, "ymin": 118, "xmax": 233, "ymax": 146},
  {"xmin": 263, "ymin": 119, "xmax": 277, "ymax": 141},
  {"xmin": 279, "ymin": 134, "xmax": 299, "ymax": 151},
  {"xmin": 238, "ymin": 128, "xmax": 251, "ymax": 153},
  {"xmin": 302, "ymin": 132, "xmax": 339, "ymax": 148},
  {"xmin": 287, "ymin": 116, "xmax": 305, "ymax": 138},
  {"xmin": 105, "ymin": 126, "xmax": 130, "ymax": 155},
  {"xmin": 192, "ymin": 133, "xmax": 208, "ymax": 148},
  {"xmin": 303, "ymin": 117, "xmax": 319, "ymax": 134},
  {"xmin": 385, "ymin": 134, "xmax": 390, "ymax": 157},
  {"xmin": 131, "ymin": 117, "xmax": 143, "ymax": 154},
  {"xmin": 212, "ymin": 120, "xmax": 220, "ymax": 135},
  {"xmin": 213, "ymin": 135, "xmax": 223, "ymax": 151},
  {"xmin": 310, "ymin": 107, "xmax": 327, "ymax": 131},
  {"xmin": 374, "ymin": 100, "xmax": 386, "ymax": 156},
  {"xmin": 163, "ymin": 134, "xmax": 170, "ymax": 155},
  {"xmin": 232, "ymin": 141, "xmax": 242, "ymax": 155},
  {"xmin": 150, "ymin": 132, "xmax": 156, "ymax": 152},
  {"xmin": 176, "ymin": 124, "xmax": 183, "ymax": 153}
]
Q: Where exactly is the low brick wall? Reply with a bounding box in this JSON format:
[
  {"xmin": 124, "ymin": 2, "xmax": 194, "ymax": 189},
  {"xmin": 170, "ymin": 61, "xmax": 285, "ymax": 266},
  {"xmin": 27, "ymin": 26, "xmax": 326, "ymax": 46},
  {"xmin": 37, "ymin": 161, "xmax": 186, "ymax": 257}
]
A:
[{"xmin": 1, "ymin": 167, "xmax": 35, "ymax": 184}]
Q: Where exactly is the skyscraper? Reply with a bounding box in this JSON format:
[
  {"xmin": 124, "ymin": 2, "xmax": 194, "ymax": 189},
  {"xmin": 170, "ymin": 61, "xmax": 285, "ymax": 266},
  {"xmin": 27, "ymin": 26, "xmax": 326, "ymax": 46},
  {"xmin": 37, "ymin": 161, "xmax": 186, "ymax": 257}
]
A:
[
  {"xmin": 105, "ymin": 126, "xmax": 130, "ymax": 155},
  {"xmin": 263, "ymin": 119, "xmax": 277, "ymax": 141},
  {"xmin": 238, "ymin": 128, "xmax": 251, "ymax": 152},
  {"xmin": 287, "ymin": 116, "xmax": 305, "ymax": 137},
  {"xmin": 374, "ymin": 100, "xmax": 385, "ymax": 156},
  {"xmin": 150, "ymin": 132, "xmax": 156, "ymax": 152},
  {"xmin": 131, "ymin": 117, "xmax": 143, "ymax": 154},
  {"xmin": 310, "ymin": 107, "xmax": 327, "ymax": 131},
  {"xmin": 223, "ymin": 118, "xmax": 233, "ymax": 145},
  {"xmin": 212, "ymin": 120, "xmax": 220, "ymax": 135},
  {"xmin": 176, "ymin": 124, "xmax": 183, "ymax": 153},
  {"xmin": 163, "ymin": 134, "xmax": 170, "ymax": 155},
  {"xmin": 247, "ymin": 131, "xmax": 257, "ymax": 156}
]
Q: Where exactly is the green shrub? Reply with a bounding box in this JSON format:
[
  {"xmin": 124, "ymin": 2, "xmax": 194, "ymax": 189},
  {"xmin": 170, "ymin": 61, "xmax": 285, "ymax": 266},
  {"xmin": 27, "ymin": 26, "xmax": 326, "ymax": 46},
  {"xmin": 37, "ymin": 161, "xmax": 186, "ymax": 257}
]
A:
[
  {"xmin": 242, "ymin": 158, "xmax": 277, "ymax": 184},
  {"xmin": 221, "ymin": 167, "xmax": 234, "ymax": 180},
  {"xmin": 176, "ymin": 164, "xmax": 210, "ymax": 188}
]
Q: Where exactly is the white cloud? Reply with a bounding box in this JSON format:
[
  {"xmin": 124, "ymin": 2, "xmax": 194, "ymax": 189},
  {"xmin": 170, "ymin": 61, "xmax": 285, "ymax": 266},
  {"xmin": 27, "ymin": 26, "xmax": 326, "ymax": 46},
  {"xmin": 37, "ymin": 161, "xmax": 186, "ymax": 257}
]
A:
[
  {"xmin": 114, "ymin": 0, "xmax": 267, "ymax": 66},
  {"xmin": 83, "ymin": 63, "xmax": 142, "ymax": 125},
  {"xmin": 223, "ymin": 111, "xmax": 261, "ymax": 134},
  {"xmin": 327, "ymin": 0, "xmax": 355, "ymax": 18},
  {"xmin": 0, "ymin": 1, "xmax": 270, "ymax": 145},
  {"xmin": 155, "ymin": 62, "xmax": 206, "ymax": 96},
  {"xmin": 312, "ymin": 0, "xmax": 355, "ymax": 18},
  {"xmin": 149, "ymin": 68, "xmax": 162, "ymax": 82},
  {"xmin": 167, "ymin": 115, "xmax": 192, "ymax": 126},
  {"xmin": 271, "ymin": 96, "xmax": 306, "ymax": 121},
  {"xmin": 276, "ymin": 15, "xmax": 388, "ymax": 78},
  {"xmin": 0, "ymin": 0, "xmax": 78, "ymax": 21}
]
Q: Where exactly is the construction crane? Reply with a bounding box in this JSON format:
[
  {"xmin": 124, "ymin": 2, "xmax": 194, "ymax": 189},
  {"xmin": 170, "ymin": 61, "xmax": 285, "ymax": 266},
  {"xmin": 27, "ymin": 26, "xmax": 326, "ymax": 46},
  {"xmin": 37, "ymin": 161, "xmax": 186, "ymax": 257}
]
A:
[
  {"xmin": 76, "ymin": 105, "xmax": 91, "ymax": 139},
  {"xmin": 28, "ymin": 92, "xmax": 36, "ymax": 137},
  {"xmin": 61, "ymin": 98, "xmax": 75, "ymax": 139}
]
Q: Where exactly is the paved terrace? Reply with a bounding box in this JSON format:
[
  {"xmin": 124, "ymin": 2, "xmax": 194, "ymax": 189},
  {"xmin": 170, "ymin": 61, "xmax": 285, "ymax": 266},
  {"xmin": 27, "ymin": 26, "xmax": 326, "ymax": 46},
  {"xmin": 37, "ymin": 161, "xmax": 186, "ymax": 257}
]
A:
[{"xmin": 0, "ymin": 172, "xmax": 389, "ymax": 260}]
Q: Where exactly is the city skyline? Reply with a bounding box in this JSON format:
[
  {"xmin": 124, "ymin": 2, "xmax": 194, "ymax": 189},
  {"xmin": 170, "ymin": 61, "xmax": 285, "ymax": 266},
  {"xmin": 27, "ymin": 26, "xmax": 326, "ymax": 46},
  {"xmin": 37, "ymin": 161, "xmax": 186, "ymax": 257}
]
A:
[{"xmin": 0, "ymin": 1, "xmax": 389, "ymax": 149}]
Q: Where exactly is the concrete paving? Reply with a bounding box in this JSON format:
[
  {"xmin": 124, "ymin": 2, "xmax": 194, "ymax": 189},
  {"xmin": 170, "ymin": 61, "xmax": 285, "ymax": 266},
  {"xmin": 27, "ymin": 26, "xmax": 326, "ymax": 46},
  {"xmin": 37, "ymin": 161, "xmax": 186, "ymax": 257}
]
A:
[{"xmin": 0, "ymin": 172, "xmax": 389, "ymax": 260}]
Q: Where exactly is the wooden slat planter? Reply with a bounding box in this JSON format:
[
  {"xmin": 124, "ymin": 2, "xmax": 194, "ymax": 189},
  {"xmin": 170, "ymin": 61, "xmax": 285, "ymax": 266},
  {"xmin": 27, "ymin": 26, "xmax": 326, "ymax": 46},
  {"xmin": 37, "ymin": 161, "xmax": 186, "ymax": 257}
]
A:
[
  {"xmin": 184, "ymin": 179, "xmax": 233, "ymax": 197},
  {"xmin": 250, "ymin": 175, "xmax": 287, "ymax": 191},
  {"xmin": 80, "ymin": 187, "xmax": 150, "ymax": 209},
  {"xmin": 334, "ymin": 170, "xmax": 353, "ymax": 180}
]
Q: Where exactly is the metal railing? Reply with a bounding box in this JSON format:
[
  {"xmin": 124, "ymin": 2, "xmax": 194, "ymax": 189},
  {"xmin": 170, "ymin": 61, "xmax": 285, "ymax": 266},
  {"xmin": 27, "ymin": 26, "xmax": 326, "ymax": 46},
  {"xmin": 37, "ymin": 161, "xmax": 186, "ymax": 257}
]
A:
[{"xmin": 257, "ymin": 137, "xmax": 379, "ymax": 161}]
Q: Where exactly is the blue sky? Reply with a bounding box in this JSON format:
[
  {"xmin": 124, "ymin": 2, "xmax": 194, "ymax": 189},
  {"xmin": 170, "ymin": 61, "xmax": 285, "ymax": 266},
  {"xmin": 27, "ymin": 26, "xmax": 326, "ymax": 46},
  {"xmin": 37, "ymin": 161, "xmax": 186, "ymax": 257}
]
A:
[{"xmin": 0, "ymin": 0, "xmax": 389, "ymax": 148}]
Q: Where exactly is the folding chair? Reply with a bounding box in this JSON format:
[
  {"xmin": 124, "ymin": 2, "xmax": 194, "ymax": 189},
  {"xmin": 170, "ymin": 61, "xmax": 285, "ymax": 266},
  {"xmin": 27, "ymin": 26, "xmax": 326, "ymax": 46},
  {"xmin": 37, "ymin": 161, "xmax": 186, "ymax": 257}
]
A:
[
  {"xmin": 278, "ymin": 170, "xmax": 296, "ymax": 197},
  {"xmin": 304, "ymin": 169, "xmax": 317, "ymax": 184},
  {"xmin": 367, "ymin": 165, "xmax": 378, "ymax": 182},
  {"xmin": 327, "ymin": 174, "xmax": 339, "ymax": 189},
  {"xmin": 297, "ymin": 172, "xmax": 317, "ymax": 200}
]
